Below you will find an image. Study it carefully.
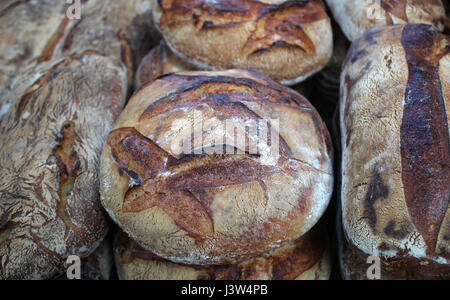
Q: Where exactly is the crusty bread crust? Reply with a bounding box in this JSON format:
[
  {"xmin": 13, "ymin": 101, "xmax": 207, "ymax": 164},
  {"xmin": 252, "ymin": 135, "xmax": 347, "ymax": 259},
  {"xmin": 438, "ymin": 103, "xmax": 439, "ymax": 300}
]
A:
[
  {"xmin": 153, "ymin": 0, "xmax": 333, "ymax": 85},
  {"xmin": 135, "ymin": 40, "xmax": 192, "ymax": 88},
  {"xmin": 101, "ymin": 70, "xmax": 333, "ymax": 265},
  {"xmin": 340, "ymin": 24, "xmax": 449, "ymax": 279},
  {"xmin": 0, "ymin": 0, "xmax": 157, "ymax": 280},
  {"xmin": 114, "ymin": 224, "xmax": 331, "ymax": 280},
  {"xmin": 0, "ymin": 53, "xmax": 127, "ymax": 280},
  {"xmin": 326, "ymin": 0, "xmax": 446, "ymax": 41}
]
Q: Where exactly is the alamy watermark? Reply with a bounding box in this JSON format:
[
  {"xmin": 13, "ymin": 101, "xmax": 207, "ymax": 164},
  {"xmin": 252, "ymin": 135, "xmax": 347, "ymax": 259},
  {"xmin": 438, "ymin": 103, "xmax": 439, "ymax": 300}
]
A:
[
  {"xmin": 366, "ymin": 255, "xmax": 381, "ymax": 280},
  {"xmin": 66, "ymin": 0, "xmax": 82, "ymax": 20},
  {"xmin": 66, "ymin": 255, "xmax": 81, "ymax": 280},
  {"xmin": 169, "ymin": 111, "xmax": 281, "ymax": 166}
]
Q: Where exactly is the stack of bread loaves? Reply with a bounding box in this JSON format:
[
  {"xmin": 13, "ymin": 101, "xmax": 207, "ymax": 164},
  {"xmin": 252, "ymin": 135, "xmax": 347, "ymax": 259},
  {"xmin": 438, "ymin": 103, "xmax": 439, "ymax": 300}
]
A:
[
  {"xmin": 101, "ymin": 67, "xmax": 334, "ymax": 278},
  {"xmin": 102, "ymin": 37, "xmax": 335, "ymax": 278},
  {"xmin": 1, "ymin": 0, "xmax": 448, "ymax": 281}
]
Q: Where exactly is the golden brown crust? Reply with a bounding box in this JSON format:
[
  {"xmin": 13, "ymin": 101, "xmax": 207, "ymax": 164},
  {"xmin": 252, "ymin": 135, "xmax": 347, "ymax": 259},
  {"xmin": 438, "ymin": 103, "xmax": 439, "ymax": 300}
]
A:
[
  {"xmin": 340, "ymin": 24, "xmax": 449, "ymax": 279},
  {"xmin": 326, "ymin": 0, "xmax": 446, "ymax": 41},
  {"xmin": 153, "ymin": 0, "xmax": 332, "ymax": 85},
  {"xmin": 101, "ymin": 70, "xmax": 333, "ymax": 265},
  {"xmin": 114, "ymin": 225, "xmax": 331, "ymax": 280}
]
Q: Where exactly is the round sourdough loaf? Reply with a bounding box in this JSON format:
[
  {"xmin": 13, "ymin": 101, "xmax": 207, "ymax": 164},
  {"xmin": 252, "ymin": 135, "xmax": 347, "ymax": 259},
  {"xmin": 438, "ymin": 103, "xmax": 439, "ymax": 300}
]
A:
[
  {"xmin": 152, "ymin": 0, "xmax": 333, "ymax": 85},
  {"xmin": 114, "ymin": 225, "xmax": 331, "ymax": 280},
  {"xmin": 100, "ymin": 70, "xmax": 333, "ymax": 265},
  {"xmin": 326, "ymin": 0, "xmax": 446, "ymax": 41},
  {"xmin": 340, "ymin": 24, "xmax": 450, "ymax": 279}
]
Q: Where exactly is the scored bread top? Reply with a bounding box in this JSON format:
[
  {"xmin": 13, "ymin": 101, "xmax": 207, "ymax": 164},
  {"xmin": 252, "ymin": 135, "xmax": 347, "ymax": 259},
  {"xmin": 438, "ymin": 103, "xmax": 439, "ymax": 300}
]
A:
[
  {"xmin": 340, "ymin": 24, "xmax": 449, "ymax": 277},
  {"xmin": 326, "ymin": 0, "xmax": 446, "ymax": 41},
  {"xmin": 152, "ymin": 0, "xmax": 333, "ymax": 85},
  {"xmin": 100, "ymin": 70, "xmax": 333, "ymax": 265}
]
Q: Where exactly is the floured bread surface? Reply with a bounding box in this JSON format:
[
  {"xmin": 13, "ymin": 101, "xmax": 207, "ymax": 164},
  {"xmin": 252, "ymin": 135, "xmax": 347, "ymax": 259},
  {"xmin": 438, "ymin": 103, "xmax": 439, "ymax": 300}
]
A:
[
  {"xmin": 153, "ymin": 0, "xmax": 333, "ymax": 85},
  {"xmin": 114, "ymin": 225, "xmax": 331, "ymax": 280},
  {"xmin": 101, "ymin": 70, "xmax": 333, "ymax": 265},
  {"xmin": 326, "ymin": 0, "xmax": 446, "ymax": 41},
  {"xmin": 0, "ymin": 53, "xmax": 128, "ymax": 280},
  {"xmin": 340, "ymin": 24, "xmax": 449, "ymax": 279}
]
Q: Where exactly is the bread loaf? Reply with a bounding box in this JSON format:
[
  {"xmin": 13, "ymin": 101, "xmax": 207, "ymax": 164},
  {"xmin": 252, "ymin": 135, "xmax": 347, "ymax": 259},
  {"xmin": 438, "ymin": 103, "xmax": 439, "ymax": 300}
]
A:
[
  {"xmin": 0, "ymin": 0, "xmax": 158, "ymax": 91},
  {"xmin": 0, "ymin": 53, "xmax": 127, "ymax": 280},
  {"xmin": 0, "ymin": 0, "xmax": 68, "ymax": 89},
  {"xmin": 153, "ymin": 0, "xmax": 333, "ymax": 85},
  {"xmin": 340, "ymin": 24, "xmax": 449, "ymax": 279},
  {"xmin": 114, "ymin": 225, "xmax": 331, "ymax": 280},
  {"xmin": 135, "ymin": 40, "xmax": 191, "ymax": 88},
  {"xmin": 0, "ymin": 0, "xmax": 158, "ymax": 280},
  {"xmin": 100, "ymin": 70, "xmax": 333, "ymax": 265},
  {"xmin": 326, "ymin": 0, "xmax": 446, "ymax": 41}
]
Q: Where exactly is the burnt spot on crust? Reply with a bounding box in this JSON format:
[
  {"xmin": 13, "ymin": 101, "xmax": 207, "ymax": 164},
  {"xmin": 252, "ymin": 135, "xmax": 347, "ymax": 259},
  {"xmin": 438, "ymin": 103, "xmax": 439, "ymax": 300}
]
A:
[
  {"xmin": 363, "ymin": 165, "xmax": 389, "ymax": 232},
  {"xmin": 157, "ymin": 0, "xmax": 328, "ymax": 56},
  {"xmin": 54, "ymin": 120, "xmax": 82, "ymax": 239},
  {"xmin": 383, "ymin": 219, "xmax": 408, "ymax": 240},
  {"xmin": 400, "ymin": 24, "xmax": 450, "ymax": 255}
]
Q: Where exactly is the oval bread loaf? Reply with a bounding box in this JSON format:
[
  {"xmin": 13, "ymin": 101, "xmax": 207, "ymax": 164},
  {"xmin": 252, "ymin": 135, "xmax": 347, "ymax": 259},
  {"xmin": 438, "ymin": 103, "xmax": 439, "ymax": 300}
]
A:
[
  {"xmin": 100, "ymin": 70, "xmax": 333, "ymax": 265},
  {"xmin": 153, "ymin": 0, "xmax": 333, "ymax": 85},
  {"xmin": 0, "ymin": 0, "xmax": 157, "ymax": 280},
  {"xmin": 0, "ymin": 53, "xmax": 127, "ymax": 280},
  {"xmin": 326, "ymin": 0, "xmax": 446, "ymax": 41},
  {"xmin": 114, "ymin": 225, "xmax": 331, "ymax": 280},
  {"xmin": 340, "ymin": 24, "xmax": 449, "ymax": 279}
]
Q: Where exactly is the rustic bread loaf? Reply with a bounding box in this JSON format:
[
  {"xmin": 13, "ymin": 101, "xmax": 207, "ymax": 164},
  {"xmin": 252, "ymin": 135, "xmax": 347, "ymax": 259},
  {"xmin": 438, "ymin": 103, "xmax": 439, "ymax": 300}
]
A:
[
  {"xmin": 0, "ymin": 0, "xmax": 159, "ymax": 280},
  {"xmin": 114, "ymin": 224, "xmax": 331, "ymax": 280},
  {"xmin": 152, "ymin": 0, "xmax": 333, "ymax": 85},
  {"xmin": 0, "ymin": 0, "xmax": 68, "ymax": 89},
  {"xmin": 0, "ymin": 0, "xmax": 158, "ymax": 91},
  {"xmin": 340, "ymin": 24, "xmax": 449, "ymax": 279},
  {"xmin": 136, "ymin": 40, "xmax": 314, "ymax": 100},
  {"xmin": 326, "ymin": 0, "xmax": 446, "ymax": 41},
  {"xmin": 135, "ymin": 40, "xmax": 191, "ymax": 88},
  {"xmin": 0, "ymin": 53, "xmax": 127, "ymax": 280},
  {"xmin": 100, "ymin": 70, "xmax": 333, "ymax": 265}
]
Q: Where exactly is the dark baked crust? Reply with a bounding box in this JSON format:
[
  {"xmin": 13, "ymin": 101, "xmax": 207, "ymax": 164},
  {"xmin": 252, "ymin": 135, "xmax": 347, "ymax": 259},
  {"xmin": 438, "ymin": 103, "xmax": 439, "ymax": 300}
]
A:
[
  {"xmin": 153, "ymin": 0, "xmax": 332, "ymax": 84},
  {"xmin": 340, "ymin": 24, "xmax": 449, "ymax": 279}
]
